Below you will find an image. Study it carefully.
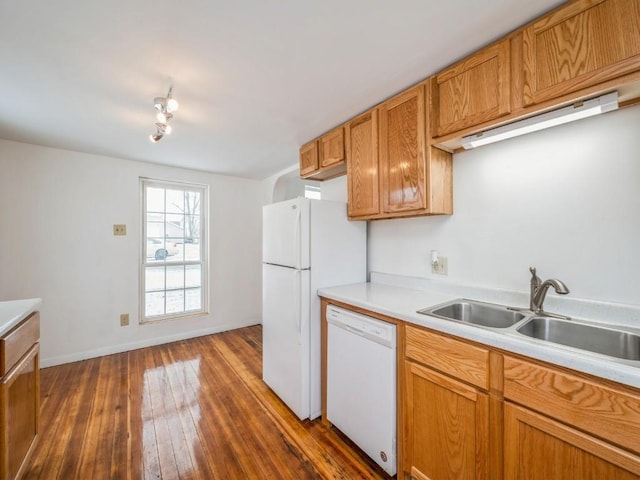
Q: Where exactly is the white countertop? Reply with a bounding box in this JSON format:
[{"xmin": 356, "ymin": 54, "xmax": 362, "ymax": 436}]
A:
[
  {"xmin": 0, "ymin": 298, "xmax": 42, "ymax": 337},
  {"xmin": 318, "ymin": 273, "xmax": 640, "ymax": 389}
]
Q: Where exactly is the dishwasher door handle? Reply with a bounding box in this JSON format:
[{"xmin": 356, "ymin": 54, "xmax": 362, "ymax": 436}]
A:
[{"xmin": 343, "ymin": 324, "xmax": 366, "ymax": 336}]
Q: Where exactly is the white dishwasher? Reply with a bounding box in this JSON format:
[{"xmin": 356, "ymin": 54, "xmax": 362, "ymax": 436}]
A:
[{"xmin": 326, "ymin": 305, "xmax": 397, "ymax": 476}]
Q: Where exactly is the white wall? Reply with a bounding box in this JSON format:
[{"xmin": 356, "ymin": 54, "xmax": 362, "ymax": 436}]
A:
[
  {"xmin": 0, "ymin": 139, "xmax": 263, "ymax": 366},
  {"xmin": 368, "ymin": 104, "xmax": 640, "ymax": 306}
]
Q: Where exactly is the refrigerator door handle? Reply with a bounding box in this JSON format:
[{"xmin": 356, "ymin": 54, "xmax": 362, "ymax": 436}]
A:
[
  {"xmin": 294, "ymin": 269, "xmax": 301, "ymax": 343},
  {"xmin": 293, "ymin": 204, "xmax": 301, "ymax": 269}
]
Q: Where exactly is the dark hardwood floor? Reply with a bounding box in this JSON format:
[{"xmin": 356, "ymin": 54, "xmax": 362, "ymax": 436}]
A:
[{"xmin": 23, "ymin": 325, "xmax": 388, "ymax": 479}]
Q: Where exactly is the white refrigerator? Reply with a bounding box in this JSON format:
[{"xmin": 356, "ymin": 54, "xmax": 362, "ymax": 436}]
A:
[{"xmin": 262, "ymin": 197, "xmax": 366, "ymax": 420}]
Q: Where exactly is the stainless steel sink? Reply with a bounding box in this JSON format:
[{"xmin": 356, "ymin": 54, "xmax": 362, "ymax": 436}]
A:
[
  {"xmin": 517, "ymin": 317, "xmax": 640, "ymax": 361},
  {"xmin": 419, "ymin": 299, "xmax": 527, "ymax": 328}
]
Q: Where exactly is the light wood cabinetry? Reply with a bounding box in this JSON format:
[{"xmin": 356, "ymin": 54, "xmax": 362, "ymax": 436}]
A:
[
  {"xmin": 347, "ymin": 86, "xmax": 453, "ymax": 220},
  {"xmin": 379, "ymin": 86, "xmax": 427, "ymax": 213},
  {"xmin": 318, "ymin": 126, "xmax": 345, "ymax": 169},
  {"xmin": 405, "ymin": 360, "xmax": 489, "ymax": 480},
  {"xmin": 1, "ymin": 312, "xmax": 40, "ymax": 480},
  {"xmin": 403, "ymin": 325, "xmax": 493, "ymax": 480},
  {"xmin": 522, "ymin": 0, "xmax": 640, "ymax": 106},
  {"xmin": 299, "ymin": 127, "xmax": 347, "ymax": 180},
  {"xmin": 432, "ymin": 39, "xmax": 512, "ymax": 137},
  {"xmin": 504, "ymin": 402, "xmax": 640, "ymax": 479},
  {"xmin": 346, "ymin": 109, "xmax": 380, "ymax": 218},
  {"xmin": 503, "ymin": 355, "xmax": 640, "ymax": 479},
  {"xmin": 299, "ymin": 140, "xmax": 319, "ymax": 177}
]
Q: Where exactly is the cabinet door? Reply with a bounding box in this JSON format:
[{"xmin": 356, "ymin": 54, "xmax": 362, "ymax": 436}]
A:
[
  {"xmin": 523, "ymin": 0, "xmax": 640, "ymax": 106},
  {"xmin": 379, "ymin": 85, "xmax": 426, "ymax": 213},
  {"xmin": 346, "ymin": 109, "xmax": 379, "ymax": 218},
  {"xmin": 433, "ymin": 39, "xmax": 511, "ymax": 137},
  {"xmin": 299, "ymin": 140, "xmax": 319, "ymax": 177},
  {"xmin": 319, "ymin": 127, "xmax": 345, "ymax": 168},
  {"xmin": 1, "ymin": 345, "xmax": 39, "ymax": 480},
  {"xmin": 504, "ymin": 402, "xmax": 640, "ymax": 480},
  {"xmin": 404, "ymin": 361, "xmax": 489, "ymax": 480}
]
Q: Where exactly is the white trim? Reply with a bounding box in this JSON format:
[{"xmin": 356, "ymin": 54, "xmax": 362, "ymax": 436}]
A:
[
  {"xmin": 139, "ymin": 177, "xmax": 209, "ymax": 322},
  {"xmin": 40, "ymin": 319, "xmax": 261, "ymax": 368}
]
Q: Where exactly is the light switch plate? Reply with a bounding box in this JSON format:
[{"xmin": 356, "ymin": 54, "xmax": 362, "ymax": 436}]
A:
[
  {"xmin": 120, "ymin": 313, "xmax": 129, "ymax": 326},
  {"xmin": 113, "ymin": 224, "xmax": 126, "ymax": 236}
]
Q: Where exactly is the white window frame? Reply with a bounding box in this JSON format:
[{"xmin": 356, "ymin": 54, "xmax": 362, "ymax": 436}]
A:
[{"xmin": 140, "ymin": 177, "xmax": 209, "ymax": 323}]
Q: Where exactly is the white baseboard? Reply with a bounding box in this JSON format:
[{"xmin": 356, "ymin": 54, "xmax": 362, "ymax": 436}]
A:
[{"xmin": 40, "ymin": 319, "xmax": 261, "ymax": 368}]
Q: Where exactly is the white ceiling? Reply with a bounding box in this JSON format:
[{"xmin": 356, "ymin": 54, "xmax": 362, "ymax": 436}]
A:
[{"xmin": 0, "ymin": 0, "xmax": 563, "ymax": 180}]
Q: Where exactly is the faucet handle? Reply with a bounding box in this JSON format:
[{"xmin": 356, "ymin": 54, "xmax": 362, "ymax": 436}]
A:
[{"xmin": 529, "ymin": 266, "xmax": 541, "ymax": 285}]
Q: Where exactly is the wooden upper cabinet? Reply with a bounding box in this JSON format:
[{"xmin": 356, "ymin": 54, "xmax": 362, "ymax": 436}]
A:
[
  {"xmin": 300, "ymin": 128, "xmax": 347, "ymax": 180},
  {"xmin": 379, "ymin": 85, "xmax": 427, "ymax": 213},
  {"xmin": 319, "ymin": 127, "xmax": 345, "ymax": 168},
  {"xmin": 523, "ymin": 0, "xmax": 640, "ymax": 106},
  {"xmin": 432, "ymin": 39, "xmax": 511, "ymax": 137},
  {"xmin": 346, "ymin": 109, "xmax": 380, "ymax": 218},
  {"xmin": 299, "ymin": 140, "xmax": 319, "ymax": 177}
]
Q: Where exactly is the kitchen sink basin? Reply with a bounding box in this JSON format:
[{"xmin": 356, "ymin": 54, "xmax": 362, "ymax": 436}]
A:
[
  {"xmin": 419, "ymin": 299, "xmax": 526, "ymax": 328},
  {"xmin": 517, "ymin": 317, "xmax": 640, "ymax": 361}
]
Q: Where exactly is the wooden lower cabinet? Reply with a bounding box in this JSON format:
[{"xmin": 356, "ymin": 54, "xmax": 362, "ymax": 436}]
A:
[
  {"xmin": 404, "ymin": 360, "xmax": 489, "ymax": 480},
  {"xmin": 1, "ymin": 313, "xmax": 40, "ymax": 480},
  {"xmin": 504, "ymin": 402, "xmax": 640, "ymax": 480}
]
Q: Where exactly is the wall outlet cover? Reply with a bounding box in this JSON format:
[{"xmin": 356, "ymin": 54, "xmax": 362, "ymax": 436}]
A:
[
  {"xmin": 120, "ymin": 313, "xmax": 129, "ymax": 326},
  {"xmin": 113, "ymin": 224, "xmax": 126, "ymax": 236},
  {"xmin": 431, "ymin": 256, "xmax": 448, "ymax": 275}
]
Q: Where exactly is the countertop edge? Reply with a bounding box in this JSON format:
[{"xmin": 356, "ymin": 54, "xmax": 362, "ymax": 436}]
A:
[
  {"xmin": 318, "ymin": 284, "xmax": 640, "ymax": 390},
  {"xmin": 0, "ymin": 298, "xmax": 43, "ymax": 337}
]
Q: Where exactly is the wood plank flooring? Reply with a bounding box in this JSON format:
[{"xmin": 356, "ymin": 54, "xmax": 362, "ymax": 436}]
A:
[{"xmin": 23, "ymin": 326, "xmax": 389, "ymax": 479}]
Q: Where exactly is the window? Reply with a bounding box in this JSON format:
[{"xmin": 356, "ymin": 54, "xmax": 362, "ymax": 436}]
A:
[
  {"xmin": 304, "ymin": 184, "xmax": 321, "ymax": 200},
  {"xmin": 140, "ymin": 178, "xmax": 207, "ymax": 322}
]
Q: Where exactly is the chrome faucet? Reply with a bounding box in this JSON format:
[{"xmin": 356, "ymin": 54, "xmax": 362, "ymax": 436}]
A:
[{"xmin": 529, "ymin": 267, "xmax": 570, "ymax": 317}]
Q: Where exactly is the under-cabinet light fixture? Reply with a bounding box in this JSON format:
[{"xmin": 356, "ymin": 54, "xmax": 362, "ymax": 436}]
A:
[{"xmin": 461, "ymin": 91, "xmax": 619, "ymax": 149}]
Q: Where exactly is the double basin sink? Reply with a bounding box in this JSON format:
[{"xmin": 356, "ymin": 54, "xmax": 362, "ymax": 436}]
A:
[{"xmin": 418, "ymin": 299, "xmax": 640, "ymax": 363}]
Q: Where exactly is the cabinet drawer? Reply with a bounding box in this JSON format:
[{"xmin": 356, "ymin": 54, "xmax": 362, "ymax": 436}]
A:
[
  {"xmin": 1, "ymin": 312, "xmax": 40, "ymax": 376},
  {"xmin": 504, "ymin": 355, "xmax": 640, "ymax": 455},
  {"xmin": 405, "ymin": 325, "xmax": 490, "ymax": 389}
]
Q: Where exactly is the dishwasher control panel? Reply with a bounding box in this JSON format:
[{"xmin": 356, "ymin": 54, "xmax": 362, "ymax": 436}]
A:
[{"xmin": 326, "ymin": 305, "xmax": 395, "ymax": 347}]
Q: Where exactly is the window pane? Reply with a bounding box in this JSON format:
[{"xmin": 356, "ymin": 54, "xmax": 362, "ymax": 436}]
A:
[
  {"xmin": 147, "ymin": 215, "xmax": 165, "ymax": 238},
  {"xmin": 185, "ymin": 191, "xmax": 201, "ymax": 216},
  {"xmin": 145, "ymin": 266, "xmax": 165, "ymax": 292},
  {"xmin": 166, "ymin": 189, "xmax": 184, "ymax": 214},
  {"xmin": 185, "ymin": 265, "xmax": 201, "ymax": 288},
  {"xmin": 185, "ymin": 215, "xmax": 200, "ymax": 244},
  {"xmin": 166, "ymin": 265, "xmax": 185, "ymax": 290},
  {"xmin": 146, "ymin": 292, "xmax": 165, "ymax": 317},
  {"xmin": 184, "ymin": 242, "xmax": 200, "ymax": 262},
  {"xmin": 186, "ymin": 288, "xmax": 202, "ymax": 311},
  {"xmin": 166, "ymin": 213, "xmax": 185, "ymax": 238},
  {"xmin": 147, "ymin": 187, "xmax": 165, "ymax": 213},
  {"xmin": 166, "ymin": 289, "xmax": 185, "ymax": 314}
]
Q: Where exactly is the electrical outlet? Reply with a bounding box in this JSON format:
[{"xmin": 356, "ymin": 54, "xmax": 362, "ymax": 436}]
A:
[
  {"xmin": 120, "ymin": 314, "xmax": 129, "ymax": 326},
  {"xmin": 113, "ymin": 224, "xmax": 126, "ymax": 236},
  {"xmin": 431, "ymin": 256, "xmax": 448, "ymax": 275}
]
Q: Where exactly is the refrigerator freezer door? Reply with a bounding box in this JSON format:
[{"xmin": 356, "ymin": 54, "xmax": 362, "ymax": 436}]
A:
[
  {"xmin": 263, "ymin": 198, "xmax": 310, "ymax": 269},
  {"xmin": 262, "ymin": 263, "xmax": 311, "ymax": 419}
]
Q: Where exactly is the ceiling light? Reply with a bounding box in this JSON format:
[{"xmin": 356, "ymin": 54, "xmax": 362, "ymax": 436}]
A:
[
  {"xmin": 167, "ymin": 98, "xmax": 179, "ymax": 113},
  {"xmin": 461, "ymin": 91, "xmax": 619, "ymax": 149},
  {"xmin": 149, "ymin": 85, "xmax": 178, "ymax": 143}
]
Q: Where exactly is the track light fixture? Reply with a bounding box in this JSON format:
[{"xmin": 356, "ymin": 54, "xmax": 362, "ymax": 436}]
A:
[{"xmin": 149, "ymin": 85, "xmax": 179, "ymax": 143}]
